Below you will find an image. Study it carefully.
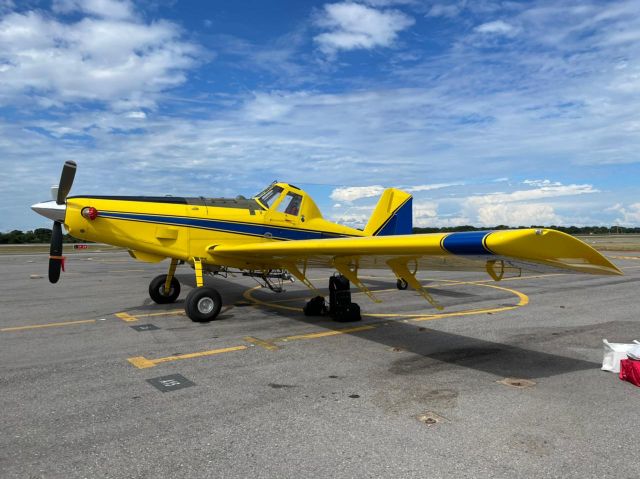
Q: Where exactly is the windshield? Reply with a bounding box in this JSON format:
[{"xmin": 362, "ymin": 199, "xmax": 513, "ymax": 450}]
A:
[
  {"xmin": 257, "ymin": 186, "xmax": 283, "ymax": 209},
  {"xmin": 277, "ymin": 192, "xmax": 302, "ymax": 216}
]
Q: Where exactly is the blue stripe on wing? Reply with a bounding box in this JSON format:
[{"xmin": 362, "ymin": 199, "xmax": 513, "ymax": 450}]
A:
[{"xmin": 441, "ymin": 231, "xmax": 494, "ymax": 255}]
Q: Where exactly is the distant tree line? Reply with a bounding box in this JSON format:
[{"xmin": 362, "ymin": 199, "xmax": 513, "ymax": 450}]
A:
[
  {"xmin": 0, "ymin": 228, "xmax": 83, "ymax": 244},
  {"xmin": 413, "ymin": 225, "xmax": 640, "ymax": 234}
]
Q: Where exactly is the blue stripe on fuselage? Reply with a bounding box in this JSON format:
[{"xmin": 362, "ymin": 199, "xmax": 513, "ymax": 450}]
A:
[
  {"xmin": 99, "ymin": 211, "xmax": 343, "ymax": 241},
  {"xmin": 442, "ymin": 231, "xmax": 493, "ymax": 255}
]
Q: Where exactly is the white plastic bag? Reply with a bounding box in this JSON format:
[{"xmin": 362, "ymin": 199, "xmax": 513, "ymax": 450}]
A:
[
  {"xmin": 602, "ymin": 339, "xmax": 640, "ymax": 373},
  {"xmin": 628, "ymin": 345, "xmax": 640, "ymax": 360}
]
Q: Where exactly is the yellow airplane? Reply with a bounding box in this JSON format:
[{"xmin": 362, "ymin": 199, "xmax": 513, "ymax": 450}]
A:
[{"xmin": 32, "ymin": 161, "xmax": 622, "ymax": 322}]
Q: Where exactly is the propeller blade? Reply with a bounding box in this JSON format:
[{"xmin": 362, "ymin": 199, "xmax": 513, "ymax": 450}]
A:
[
  {"xmin": 56, "ymin": 160, "xmax": 77, "ymax": 205},
  {"xmin": 49, "ymin": 221, "xmax": 64, "ymax": 283}
]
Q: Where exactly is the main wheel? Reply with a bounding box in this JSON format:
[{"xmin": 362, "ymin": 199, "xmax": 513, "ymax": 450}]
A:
[
  {"xmin": 185, "ymin": 287, "xmax": 222, "ymax": 322},
  {"xmin": 396, "ymin": 278, "xmax": 408, "ymax": 290},
  {"xmin": 149, "ymin": 275, "xmax": 181, "ymax": 304}
]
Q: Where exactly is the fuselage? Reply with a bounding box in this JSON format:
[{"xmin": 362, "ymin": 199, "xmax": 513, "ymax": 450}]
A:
[{"xmin": 61, "ymin": 183, "xmax": 364, "ymax": 268}]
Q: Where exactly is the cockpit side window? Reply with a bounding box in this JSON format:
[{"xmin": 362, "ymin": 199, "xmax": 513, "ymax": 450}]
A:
[
  {"xmin": 257, "ymin": 186, "xmax": 283, "ymax": 209},
  {"xmin": 277, "ymin": 192, "xmax": 303, "ymax": 216}
]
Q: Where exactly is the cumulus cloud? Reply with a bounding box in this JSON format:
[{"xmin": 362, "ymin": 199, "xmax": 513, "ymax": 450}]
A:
[
  {"xmin": 0, "ymin": 4, "xmax": 200, "ymax": 108},
  {"xmin": 460, "ymin": 181, "xmax": 598, "ymax": 226},
  {"xmin": 476, "ymin": 203, "xmax": 560, "ymax": 226},
  {"xmin": 412, "ymin": 200, "xmax": 438, "ymax": 227},
  {"xmin": 314, "ymin": 2, "xmax": 414, "ymax": 53},
  {"xmin": 609, "ymin": 203, "xmax": 640, "ymax": 225}
]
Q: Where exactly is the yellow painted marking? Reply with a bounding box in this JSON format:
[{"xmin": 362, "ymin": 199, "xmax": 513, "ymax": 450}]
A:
[
  {"xmin": 243, "ymin": 276, "xmax": 531, "ymax": 321},
  {"xmin": 133, "ymin": 309, "xmax": 184, "ymax": 318},
  {"xmin": 411, "ymin": 281, "xmax": 529, "ymax": 322},
  {"xmin": 244, "ymin": 336, "xmax": 281, "ymax": 351},
  {"xmin": 276, "ymin": 325, "xmax": 376, "ymax": 342},
  {"xmin": 609, "ymin": 255, "xmax": 640, "ymax": 260},
  {"xmin": 127, "ymin": 345, "xmax": 248, "ymax": 369},
  {"xmin": 1, "ymin": 319, "xmax": 96, "ymax": 332},
  {"xmin": 115, "ymin": 312, "xmax": 138, "ymax": 322},
  {"xmin": 127, "ymin": 356, "xmax": 156, "ymax": 369}
]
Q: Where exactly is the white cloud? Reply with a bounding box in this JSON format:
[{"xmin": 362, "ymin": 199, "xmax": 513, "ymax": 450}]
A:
[
  {"xmin": 406, "ymin": 182, "xmax": 462, "ymax": 192},
  {"xmin": 523, "ymin": 179, "xmax": 561, "ymax": 187},
  {"xmin": 53, "ymin": 0, "xmax": 135, "ymax": 20},
  {"xmin": 413, "ymin": 200, "xmax": 438, "ymax": 227},
  {"xmin": 125, "ymin": 110, "xmax": 146, "ymax": 119},
  {"xmin": 474, "ymin": 20, "xmax": 516, "ymax": 35},
  {"xmin": 426, "ymin": 4, "xmax": 462, "ymax": 18},
  {"xmin": 460, "ymin": 182, "xmax": 598, "ymax": 226},
  {"xmin": 467, "ymin": 183, "xmax": 598, "ymax": 206},
  {"xmin": 244, "ymin": 92, "xmax": 297, "ymax": 121},
  {"xmin": 0, "ymin": 7, "xmax": 200, "ymax": 108},
  {"xmin": 314, "ymin": 2, "xmax": 414, "ymax": 53},
  {"xmin": 330, "ymin": 185, "xmax": 386, "ymax": 202},
  {"xmin": 476, "ymin": 203, "xmax": 560, "ymax": 226},
  {"xmin": 610, "ymin": 202, "xmax": 640, "ymax": 225}
]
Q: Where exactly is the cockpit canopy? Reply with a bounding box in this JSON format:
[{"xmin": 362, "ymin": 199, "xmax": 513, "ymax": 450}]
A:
[{"xmin": 254, "ymin": 182, "xmax": 321, "ymax": 219}]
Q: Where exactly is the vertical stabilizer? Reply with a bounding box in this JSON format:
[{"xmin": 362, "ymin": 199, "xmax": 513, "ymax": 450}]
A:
[{"xmin": 363, "ymin": 188, "xmax": 413, "ymax": 236}]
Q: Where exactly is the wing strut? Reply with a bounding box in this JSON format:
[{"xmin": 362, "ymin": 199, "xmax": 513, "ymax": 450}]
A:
[
  {"xmin": 283, "ymin": 261, "xmax": 318, "ymax": 292},
  {"xmin": 386, "ymin": 258, "xmax": 444, "ymax": 310},
  {"xmin": 485, "ymin": 260, "xmax": 505, "ymax": 281},
  {"xmin": 332, "ymin": 257, "xmax": 381, "ymax": 303}
]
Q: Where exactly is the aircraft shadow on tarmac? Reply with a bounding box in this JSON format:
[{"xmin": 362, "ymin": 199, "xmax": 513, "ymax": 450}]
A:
[{"xmin": 123, "ymin": 274, "xmax": 600, "ymax": 379}]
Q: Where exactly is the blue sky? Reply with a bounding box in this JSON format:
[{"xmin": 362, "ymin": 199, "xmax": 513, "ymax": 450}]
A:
[{"xmin": 1, "ymin": 0, "xmax": 639, "ymax": 231}]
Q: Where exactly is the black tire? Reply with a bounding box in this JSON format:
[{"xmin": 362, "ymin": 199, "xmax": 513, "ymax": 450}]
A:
[
  {"xmin": 149, "ymin": 275, "xmax": 181, "ymax": 304},
  {"xmin": 185, "ymin": 287, "xmax": 222, "ymax": 322},
  {"xmin": 396, "ymin": 278, "xmax": 408, "ymax": 290}
]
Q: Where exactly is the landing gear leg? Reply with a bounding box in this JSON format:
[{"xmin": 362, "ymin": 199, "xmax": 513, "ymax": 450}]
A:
[
  {"xmin": 149, "ymin": 259, "xmax": 181, "ymax": 304},
  {"xmin": 184, "ymin": 257, "xmax": 222, "ymax": 322}
]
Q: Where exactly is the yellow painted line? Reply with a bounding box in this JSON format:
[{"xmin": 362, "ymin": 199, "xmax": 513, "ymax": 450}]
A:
[
  {"xmin": 115, "ymin": 312, "xmax": 138, "ymax": 322},
  {"xmin": 1, "ymin": 319, "xmax": 96, "ymax": 332},
  {"xmin": 276, "ymin": 325, "xmax": 376, "ymax": 342},
  {"xmin": 244, "ymin": 336, "xmax": 281, "ymax": 351},
  {"xmin": 609, "ymin": 255, "xmax": 640, "ymax": 260},
  {"xmin": 127, "ymin": 345, "xmax": 248, "ymax": 369},
  {"xmin": 134, "ymin": 309, "xmax": 184, "ymax": 318},
  {"xmin": 244, "ymin": 277, "xmax": 530, "ymax": 320},
  {"xmin": 410, "ymin": 282, "xmax": 529, "ymax": 322},
  {"xmin": 127, "ymin": 356, "xmax": 157, "ymax": 369}
]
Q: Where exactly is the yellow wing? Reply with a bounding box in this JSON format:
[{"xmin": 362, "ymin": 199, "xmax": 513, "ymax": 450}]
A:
[
  {"xmin": 210, "ymin": 228, "xmax": 619, "ymax": 276},
  {"xmin": 209, "ymin": 228, "xmax": 620, "ymax": 309}
]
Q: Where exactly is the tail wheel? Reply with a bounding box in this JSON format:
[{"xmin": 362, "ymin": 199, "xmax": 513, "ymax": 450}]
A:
[
  {"xmin": 149, "ymin": 275, "xmax": 181, "ymax": 304},
  {"xmin": 185, "ymin": 287, "xmax": 222, "ymax": 322},
  {"xmin": 396, "ymin": 278, "xmax": 408, "ymax": 290}
]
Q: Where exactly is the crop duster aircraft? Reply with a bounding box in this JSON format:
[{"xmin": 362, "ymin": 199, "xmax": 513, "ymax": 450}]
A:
[{"xmin": 32, "ymin": 161, "xmax": 622, "ymax": 322}]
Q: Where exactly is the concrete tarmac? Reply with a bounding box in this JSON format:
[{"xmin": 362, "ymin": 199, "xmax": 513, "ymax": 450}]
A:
[{"xmin": 1, "ymin": 250, "xmax": 639, "ymax": 478}]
